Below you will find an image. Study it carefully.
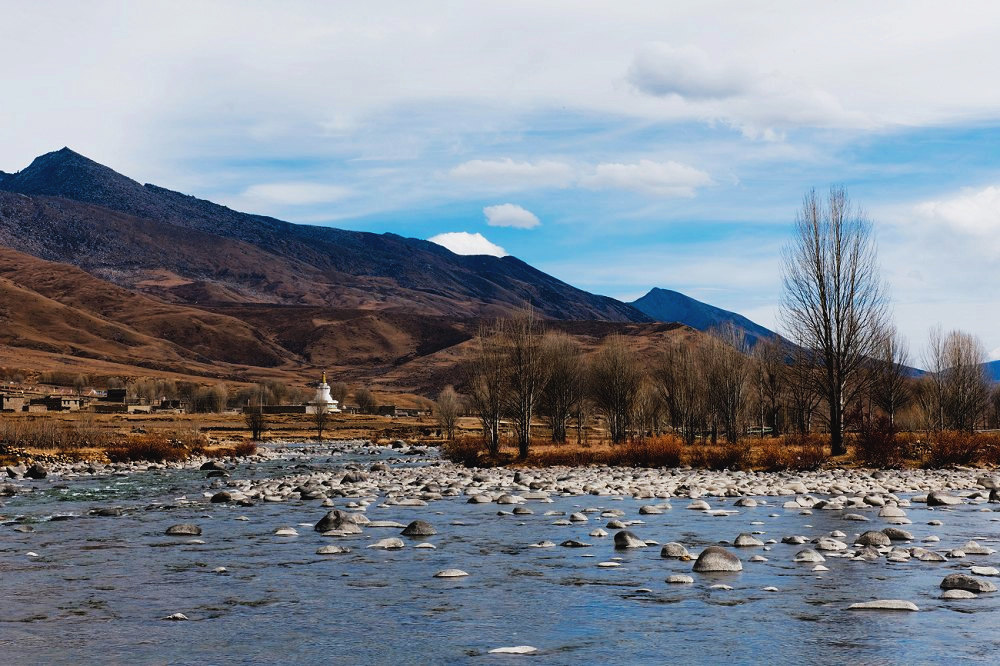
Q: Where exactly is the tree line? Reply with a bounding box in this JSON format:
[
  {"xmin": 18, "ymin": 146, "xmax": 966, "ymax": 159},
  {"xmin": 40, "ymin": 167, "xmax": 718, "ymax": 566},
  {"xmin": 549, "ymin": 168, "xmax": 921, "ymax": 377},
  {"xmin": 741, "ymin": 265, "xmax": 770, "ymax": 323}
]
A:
[{"xmin": 456, "ymin": 187, "xmax": 1000, "ymax": 458}]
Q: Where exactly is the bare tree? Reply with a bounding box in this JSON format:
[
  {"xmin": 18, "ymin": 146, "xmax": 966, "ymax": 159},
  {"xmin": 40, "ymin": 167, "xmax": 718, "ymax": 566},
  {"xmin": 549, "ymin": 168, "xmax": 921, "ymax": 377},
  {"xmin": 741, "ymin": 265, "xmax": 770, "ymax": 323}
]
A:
[
  {"xmin": 244, "ymin": 385, "xmax": 268, "ymax": 441},
  {"xmin": 633, "ymin": 379, "xmax": 665, "ymax": 441},
  {"xmin": 652, "ymin": 340, "xmax": 704, "ymax": 444},
  {"xmin": 786, "ymin": 336, "xmax": 823, "ymax": 434},
  {"xmin": 538, "ymin": 332, "xmax": 584, "ymax": 443},
  {"xmin": 312, "ymin": 403, "xmax": 329, "ymax": 440},
  {"xmin": 589, "ymin": 334, "xmax": 642, "ymax": 444},
  {"xmin": 328, "ymin": 381, "xmax": 348, "ymax": 406},
  {"xmin": 465, "ymin": 320, "xmax": 509, "ymax": 457},
  {"xmin": 435, "ymin": 385, "xmax": 462, "ymax": 440},
  {"xmin": 752, "ymin": 336, "xmax": 786, "ymax": 437},
  {"xmin": 780, "ymin": 187, "xmax": 889, "ymax": 455},
  {"xmin": 354, "ymin": 387, "xmax": 377, "ymax": 414},
  {"xmin": 928, "ymin": 328, "xmax": 990, "ymax": 432},
  {"xmin": 703, "ymin": 324, "xmax": 752, "ymax": 442},
  {"xmin": 504, "ymin": 308, "xmax": 549, "ymax": 458},
  {"xmin": 869, "ymin": 326, "xmax": 912, "ymax": 427}
]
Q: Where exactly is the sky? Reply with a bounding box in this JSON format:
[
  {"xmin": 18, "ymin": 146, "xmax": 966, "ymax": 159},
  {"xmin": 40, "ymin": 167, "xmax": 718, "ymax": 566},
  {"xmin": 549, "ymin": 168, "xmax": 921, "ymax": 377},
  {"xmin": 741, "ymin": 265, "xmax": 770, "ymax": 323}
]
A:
[{"xmin": 3, "ymin": 1, "xmax": 1000, "ymax": 361}]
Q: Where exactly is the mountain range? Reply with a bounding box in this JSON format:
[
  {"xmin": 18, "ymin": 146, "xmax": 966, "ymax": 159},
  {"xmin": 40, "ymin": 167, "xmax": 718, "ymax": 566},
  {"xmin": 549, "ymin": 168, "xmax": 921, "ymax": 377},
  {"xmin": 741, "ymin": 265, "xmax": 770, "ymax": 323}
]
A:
[{"xmin": 0, "ymin": 148, "xmax": 777, "ymax": 395}]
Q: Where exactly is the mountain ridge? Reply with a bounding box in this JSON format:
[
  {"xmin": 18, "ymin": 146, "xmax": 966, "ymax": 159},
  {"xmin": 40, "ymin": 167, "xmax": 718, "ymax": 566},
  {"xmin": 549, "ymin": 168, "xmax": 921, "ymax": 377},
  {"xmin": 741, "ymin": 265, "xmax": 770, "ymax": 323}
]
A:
[{"xmin": 0, "ymin": 148, "xmax": 648, "ymax": 322}]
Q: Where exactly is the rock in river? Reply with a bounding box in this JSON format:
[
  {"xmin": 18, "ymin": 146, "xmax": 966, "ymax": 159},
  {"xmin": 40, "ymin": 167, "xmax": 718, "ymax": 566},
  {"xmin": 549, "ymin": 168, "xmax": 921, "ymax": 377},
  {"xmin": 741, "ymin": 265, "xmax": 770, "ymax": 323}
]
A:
[
  {"xmin": 692, "ymin": 546, "xmax": 742, "ymax": 573},
  {"xmin": 940, "ymin": 574, "xmax": 998, "ymax": 593},
  {"xmin": 401, "ymin": 520, "xmax": 436, "ymax": 537},
  {"xmin": 847, "ymin": 600, "xmax": 919, "ymax": 611},
  {"xmin": 660, "ymin": 542, "xmax": 691, "ymax": 559},
  {"xmin": 614, "ymin": 530, "xmax": 646, "ymax": 549},
  {"xmin": 434, "ymin": 569, "xmax": 469, "ymax": 578},
  {"xmin": 165, "ymin": 524, "xmax": 201, "ymax": 536}
]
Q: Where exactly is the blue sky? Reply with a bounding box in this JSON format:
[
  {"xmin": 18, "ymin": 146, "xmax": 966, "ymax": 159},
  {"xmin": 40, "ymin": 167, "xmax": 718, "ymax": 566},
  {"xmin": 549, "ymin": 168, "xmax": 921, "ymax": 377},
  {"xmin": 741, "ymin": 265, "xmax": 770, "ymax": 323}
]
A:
[{"xmin": 4, "ymin": 1, "xmax": 1000, "ymax": 360}]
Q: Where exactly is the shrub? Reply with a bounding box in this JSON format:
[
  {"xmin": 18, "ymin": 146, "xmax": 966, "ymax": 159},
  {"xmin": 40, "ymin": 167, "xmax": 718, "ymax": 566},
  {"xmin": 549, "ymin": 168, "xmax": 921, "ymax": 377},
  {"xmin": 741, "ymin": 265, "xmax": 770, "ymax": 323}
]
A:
[
  {"xmin": 853, "ymin": 417, "xmax": 906, "ymax": 468},
  {"xmin": 104, "ymin": 434, "xmax": 189, "ymax": 463},
  {"xmin": 756, "ymin": 435, "xmax": 829, "ymax": 471},
  {"xmin": 442, "ymin": 437, "xmax": 488, "ymax": 468},
  {"xmin": 606, "ymin": 436, "xmax": 683, "ymax": 467},
  {"xmin": 687, "ymin": 442, "xmax": 753, "ymax": 471},
  {"xmin": 923, "ymin": 430, "xmax": 992, "ymax": 468}
]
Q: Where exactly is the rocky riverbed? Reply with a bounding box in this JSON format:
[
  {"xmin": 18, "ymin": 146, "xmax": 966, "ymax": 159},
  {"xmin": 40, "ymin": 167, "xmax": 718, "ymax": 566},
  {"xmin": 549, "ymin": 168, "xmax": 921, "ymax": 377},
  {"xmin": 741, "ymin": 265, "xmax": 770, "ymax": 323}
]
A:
[{"xmin": 2, "ymin": 440, "xmax": 999, "ymax": 664}]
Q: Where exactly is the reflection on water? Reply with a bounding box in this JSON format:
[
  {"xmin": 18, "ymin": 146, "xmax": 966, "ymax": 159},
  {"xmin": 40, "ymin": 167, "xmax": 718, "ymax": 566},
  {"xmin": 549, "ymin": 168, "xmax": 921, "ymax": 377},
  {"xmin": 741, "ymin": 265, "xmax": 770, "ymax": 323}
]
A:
[{"xmin": 1, "ymin": 446, "xmax": 999, "ymax": 665}]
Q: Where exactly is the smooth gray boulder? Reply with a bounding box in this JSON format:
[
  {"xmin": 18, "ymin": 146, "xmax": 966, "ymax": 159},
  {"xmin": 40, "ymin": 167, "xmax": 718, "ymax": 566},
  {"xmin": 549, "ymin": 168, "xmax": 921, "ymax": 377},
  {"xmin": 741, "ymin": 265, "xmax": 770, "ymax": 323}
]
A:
[
  {"xmin": 733, "ymin": 533, "xmax": 764, "ymax": 547},
  {"xmin": 660, "ymin": 542, "xmax": 691, "ymax": 559},
  {"xmin": 793, "ymin": 548, "xmax": 825, "ymax": 563},
  {"xmin": 165, "ymin": 524, "xmax": 201, "ymax": 536},
  {"xmin": 367, "ymin": 537, "xmax": 404, "ymax": 550},
  {"xmin": 315, "ymin": 510, "xmax": 362, "ymax": 533},
  {"xmin": 940, "ymin": 574, "xmax": 997, "ymax": 593},
  {"xmin": 856, "ymin": 530, "xmax": 891, "ymax": 547},
  {"xmin": 614, "ymin": 530, "xmax": 646, "ymax": 549},
  {"xmin": 401, "ymin": 520, "xmax": 436, "ymax": 537},
  {"xmin": 927, "ymin": 491, "xmax": 961, "ymax": 507},
  {"xmin": 882, "ymin": 527, "xmax": 914, "ymax": 541},
  {"xmin": 692, "ymin": 546, "xmax": 743, "ymax": 573}
]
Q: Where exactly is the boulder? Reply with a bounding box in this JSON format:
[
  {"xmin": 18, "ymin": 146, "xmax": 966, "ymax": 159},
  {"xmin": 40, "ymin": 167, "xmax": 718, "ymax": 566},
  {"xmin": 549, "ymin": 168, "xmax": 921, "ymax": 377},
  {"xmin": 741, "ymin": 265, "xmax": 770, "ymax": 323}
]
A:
[
  {"xmin": 316, "ymin": 545, "xmax": 351, "ymax": 555},
  {"xmin": 314, "ymin": 510, "xmax": 362, "ymax": 533},
  {"xmin": 614, "ymin": 530, "xmax": 646, "ymax": 549},
  {"xmin": 210, "ymin": 491, "xmax": 233, "ymax": 503},
  {"xmin": 660, "ymin": 542, "xmax": 691, "ymax": 559},
  {"xmin": 434, "ymin": 569, "xmax": 469, "ymax": 578},
  {"xmin": 940, "ymin": 573, "xmax": 998, "ymax": 593},
  {"xmin": 856, "ymin": 530, "xmax": 891, "ymax": 547},
  {"xmin": 401, "ymin": 520, "xmax": 436, "ymax": 537},
  {"xmin": 881, "ymin": 527, "xmax": 913, "ymax": 541},
  {"xmin": 200, "ymin": 460, "xmax": 226, "ymax": 471},
  {"xmin": 368, "ymin": 537, "xmax": 405, "ymax": 550},
  {"xmin": 927, "ymin": 491, "xmax": 961, "ymax": 507},
  {"xmin": 793, "ymin": 549, "xmax": 825, "ymax": 563},
  {"xmin": 340, "ymin": 470, "xmax": 368, "ymax": 484},
  {"xmin": 692, "ymin": 546, "xmax": 743, "ymax": 573},
  {"xmin": 165, "ymin": 524, "xmax": 201, "ymax": 536},
  {"xmin": 24, "ymin": 464, "xmax": 47, "ymax": 480},
  {"xmin": 733, "ymin": 533, "xmax": 764, "ymax": 547}
]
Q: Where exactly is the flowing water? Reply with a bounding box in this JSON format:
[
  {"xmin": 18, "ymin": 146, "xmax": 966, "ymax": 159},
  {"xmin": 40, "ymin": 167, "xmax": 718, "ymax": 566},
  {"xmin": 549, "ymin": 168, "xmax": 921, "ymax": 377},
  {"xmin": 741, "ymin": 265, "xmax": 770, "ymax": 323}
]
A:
[{"xmin": 1, "ymin": 444, "xmax": 999, "ymax": 665}]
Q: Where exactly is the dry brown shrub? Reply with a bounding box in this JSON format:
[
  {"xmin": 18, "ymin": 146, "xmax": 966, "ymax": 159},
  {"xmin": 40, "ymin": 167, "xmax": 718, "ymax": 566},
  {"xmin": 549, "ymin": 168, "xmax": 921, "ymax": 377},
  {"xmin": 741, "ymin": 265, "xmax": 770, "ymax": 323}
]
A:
[
  {"xmin": 853, "ymin": 418, "xmax": 906, "ymax": 468},
  {"xmin": 756, "ymin": 435, "xmax": 829, "ymax": 471},
  {"xmin": 923, "ymin": 430, "xmax": 996, "ymax": 468},
  {"xmin": 442, "ymin": 437, "xmax": 491, "ymax": 468},
  {"xmin": 606, "ymin": 436, "xmax": 683, "ymax": 468},
  {"xmin": 686, "ymin": 442, "xmax": 753, "ymax": 471},
  {"xmin": 104, "ymin": 434, "xmax": 189, "ymax": 463}
]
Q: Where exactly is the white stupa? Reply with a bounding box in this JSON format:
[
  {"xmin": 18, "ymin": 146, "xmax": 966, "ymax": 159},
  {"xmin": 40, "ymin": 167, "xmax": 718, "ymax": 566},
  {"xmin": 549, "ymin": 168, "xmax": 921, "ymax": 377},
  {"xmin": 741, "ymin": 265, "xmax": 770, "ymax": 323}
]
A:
[{"xmin": 308, "ymin": 372, "xmax": 341, "ymax": 413}]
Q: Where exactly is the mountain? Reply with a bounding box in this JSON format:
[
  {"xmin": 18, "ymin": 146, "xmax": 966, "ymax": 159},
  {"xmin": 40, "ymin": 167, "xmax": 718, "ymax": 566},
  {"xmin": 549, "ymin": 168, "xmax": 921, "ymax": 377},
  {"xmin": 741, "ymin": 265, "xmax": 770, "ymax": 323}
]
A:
[
  {"xmin": 0, "ymin": 148, "xmax": 648, "ymax": 323},
  {"xmin": 983, "ymin": 360, "xmax": 1000, "ymax": 382},
  {"xmin": 630, "ymin": 287, "xmax": 777, "ymax": 346}
]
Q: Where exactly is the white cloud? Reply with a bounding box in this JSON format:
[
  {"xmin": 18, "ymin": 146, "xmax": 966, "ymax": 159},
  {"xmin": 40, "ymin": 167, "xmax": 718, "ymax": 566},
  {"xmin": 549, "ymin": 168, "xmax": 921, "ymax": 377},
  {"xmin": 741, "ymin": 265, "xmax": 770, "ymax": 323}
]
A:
[
  {"xmin": 239, "ymin": 182, "xmax": 352, "ymax": 206},
  {"xmin": 580, "ymin": 160, "xmax": 712, "ymax": 197},
  {"xmin": 428, "ymin": 231, "xmax": 508, "ymax": 257},
  {"xmin": 628, "ymin": 44, "xmax": 748, "ymax": 100},
  {"xmin": 450, "ymin": 159, "xmax": 574, "ymax": 189},
  {"xmin": 914, "ymin": 185, "xmax": 1000, "ymax": 237},
  {"xmin": 483, "ymin": 203, "xmax": 540, "ymax": 229},
  {"xmin": 453, "ymin": 158, "xmax": 711, "ymax": 198}
]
